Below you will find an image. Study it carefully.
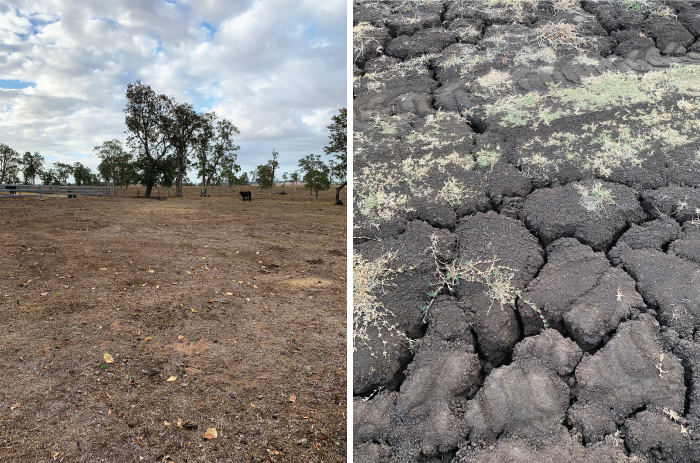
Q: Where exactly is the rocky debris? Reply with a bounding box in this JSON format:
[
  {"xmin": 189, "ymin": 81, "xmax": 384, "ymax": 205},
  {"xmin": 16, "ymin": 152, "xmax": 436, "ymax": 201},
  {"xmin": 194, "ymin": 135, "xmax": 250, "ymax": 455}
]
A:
[
  {"xmin": 642, "ymin": 186, "xmax": 700, "ymax": 224},
  {"xmin": 568, "ymin": 316, "xmax": 686, "ymax": 443},
  {"xmin": 354, "ymin": 391, "xmax": 397, "ymax": 447},
  {"xmin": 611, "ymin": 244, "xmax": 700, "ymax": 338},
  {"xmin": 523, "ymin": 180, "xmax": 646, "ymax": 251},
  {"xmin": 616, "ymin": 217, "xmax": 682, "ymax": 251},
  {"xmin": 391, "ymin": 336, "xmax": 481, "ymax": 460}
]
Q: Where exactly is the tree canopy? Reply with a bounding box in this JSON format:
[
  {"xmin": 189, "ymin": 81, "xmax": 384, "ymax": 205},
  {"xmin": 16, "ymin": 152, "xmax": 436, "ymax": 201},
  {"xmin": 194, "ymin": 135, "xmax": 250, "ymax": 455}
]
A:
[{"xmin": 323, "ymin": 108, "xmax": 347, "ymax": 204}]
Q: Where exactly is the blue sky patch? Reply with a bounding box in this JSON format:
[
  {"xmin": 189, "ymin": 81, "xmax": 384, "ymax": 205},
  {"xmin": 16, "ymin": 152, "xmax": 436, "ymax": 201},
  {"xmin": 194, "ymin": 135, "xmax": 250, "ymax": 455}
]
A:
[
  {"xmin": 0, "ymin": 79, "xmax": 36, "ymax": 90},
  {"xmin": 200, "ymin": 21, "xmax": 216, "ymax": 40}
]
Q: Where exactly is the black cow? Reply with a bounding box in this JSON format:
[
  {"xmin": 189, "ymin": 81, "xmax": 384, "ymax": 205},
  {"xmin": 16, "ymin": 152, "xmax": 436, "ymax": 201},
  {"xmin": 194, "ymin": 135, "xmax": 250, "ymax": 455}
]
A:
[
  {"xmin": 5, "ymin": 185, "xmax": 16, "ymax": 195},
  {"xmin": 239, "ymin": 191, "xmax": 252, "ymax": 201}
]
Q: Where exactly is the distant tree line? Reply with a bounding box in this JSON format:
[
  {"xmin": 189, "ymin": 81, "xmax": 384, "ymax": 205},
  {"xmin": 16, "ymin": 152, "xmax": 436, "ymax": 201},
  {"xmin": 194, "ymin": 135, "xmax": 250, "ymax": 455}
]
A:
[
  {"xmin": 248, "ymin": 107, "xmax": 346, "ymax": 203},
  {"xmin": 1, "ymin": 81, "xmax": 346, "ymax": 203},
  {"xmin": 0, "ymin": 146, "xmax": 102, "ymax": 186}
]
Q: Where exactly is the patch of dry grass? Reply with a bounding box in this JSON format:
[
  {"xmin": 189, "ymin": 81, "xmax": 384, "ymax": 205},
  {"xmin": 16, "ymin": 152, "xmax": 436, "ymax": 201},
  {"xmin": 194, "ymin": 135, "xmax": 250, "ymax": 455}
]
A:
[{"xmin": 353, "ymin": 252, "xmax": 407, "ymax": 356}]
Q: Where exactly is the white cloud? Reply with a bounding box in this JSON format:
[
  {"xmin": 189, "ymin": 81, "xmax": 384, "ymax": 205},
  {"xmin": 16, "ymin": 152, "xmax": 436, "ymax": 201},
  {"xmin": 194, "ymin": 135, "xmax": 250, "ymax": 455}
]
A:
[{"xmin": 0, "ymin": 0, "xmax": 347, "ymax": 178}]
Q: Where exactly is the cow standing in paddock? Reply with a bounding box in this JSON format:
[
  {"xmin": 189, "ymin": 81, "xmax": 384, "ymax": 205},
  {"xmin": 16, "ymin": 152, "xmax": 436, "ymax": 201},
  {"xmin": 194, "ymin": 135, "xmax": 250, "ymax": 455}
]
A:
[
  {"xmin": 239, "ymin": 191, "xmax": 252, "ymax": 201},
  {"xmin": 5, "ymin": 185, "xmax": 17, "ymax": 195}
]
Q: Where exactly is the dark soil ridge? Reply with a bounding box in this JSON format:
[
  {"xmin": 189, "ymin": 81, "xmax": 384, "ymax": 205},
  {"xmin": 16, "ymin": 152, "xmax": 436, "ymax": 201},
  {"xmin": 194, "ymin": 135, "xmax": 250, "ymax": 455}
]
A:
[{"xmin": 354, "ymin": 1, "xmax": 700, "ymax": 462}]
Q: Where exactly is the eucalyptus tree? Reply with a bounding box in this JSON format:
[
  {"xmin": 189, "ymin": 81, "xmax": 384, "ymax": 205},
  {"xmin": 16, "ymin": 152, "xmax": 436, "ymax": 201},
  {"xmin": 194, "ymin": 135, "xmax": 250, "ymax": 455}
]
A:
[
  {"xmin": 95, "ymin": 139, "xmax": 137, "ymax": 194},
  {"xmin": 161, "ymin": 100, "xmax": 207, "ymax": 197},
  {"xmin": 0, "ymin": 144, "xmax": 21, "ymax": 184},
  {"xmin": 124, "ymin": 81, "xmax": 171, "ymax": 197},
  {"xmin": 53, "ymin": 162, "xmax": 73, "ymax": 185},
  {"xmin": 195, "ymin": 117, "xmax": 240, "ymax": 197},
  {"xmin": 22, "ymin": 151, "xmax": 44, "ymax": 185},
  {"xmin": 323, "ymin": 108, "xmax": 347, "ymax": 205},
  {"xmin": 298, "ymin": 153, "xmax": 330, "ymax": 197}
]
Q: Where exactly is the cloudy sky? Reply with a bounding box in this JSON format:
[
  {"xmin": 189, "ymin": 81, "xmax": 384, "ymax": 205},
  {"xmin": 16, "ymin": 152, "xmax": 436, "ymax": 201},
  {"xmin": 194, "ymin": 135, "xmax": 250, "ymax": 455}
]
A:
[{"xmin": 0, "ymin": 0, "xmax": 347, "ymax": 182}]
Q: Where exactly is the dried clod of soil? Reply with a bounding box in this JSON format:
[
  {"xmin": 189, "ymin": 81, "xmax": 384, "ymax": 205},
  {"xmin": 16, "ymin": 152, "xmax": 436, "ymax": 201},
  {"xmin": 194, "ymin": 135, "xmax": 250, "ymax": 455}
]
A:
[
  {"xmin": 523, "ymin": 180, "xmax": 645, "ymax": 251},
  {"xmin": 354, "ymin": 221, "xmax": 455, "ymax": 395},
  {"xmin": 625, "ymin": 410, "xmax": 698, "ymax": 462},
  {"xmin": 512, "ymin": 329, "xmax": 582, "ymax": 378},
  {"xmin": 456, "ymin": 433, "xmax": 636, "ymax": 463},
  {"xmin": 568, "ymin": 315, "xmax": 686, "ymax": 443},
  {"xmin": 642, "ymin": 186, "xmax": 700, "ymax": 224},
  {"xmin": 354, "ymin": 441, "xmax": 396, "ymax": 463},
  {"xmin": 519, "ymin": 238, "xmax": 645, "ymax": 350},
  {"xmin": 616, "ymin": 217, "xmax": 682, "ymax": 251},
  {"xmin": 611, "ymin": 244, "xmax": 700, "ymax": 338},
  {"xmin": 425, "ymin": 298, "xmax": 475, "ymax": 346},
  {"xmin": 454, "ymin": 212, "xmax": 543, "ymax": 363},
  {"xmin": 462, "ymin": 360, "xmax": 570, "ymax": 446},
  {"xmin": 455, "ymin": 212, "xmax": 544, "ymax": 290},
  {"xmin": 391, "ymin": 336, "xmax": 481, "ymax": 459},
  {"xmin": 668, "ymin": 222, "xmax": 700, "ymax": 266},
  {"xmin": 386, "ymin": 28, "xmax": 458, "ymax": 61},
  {"xmin": 353, "ymin": 391, "xmax": 397, "ymax": 447}
]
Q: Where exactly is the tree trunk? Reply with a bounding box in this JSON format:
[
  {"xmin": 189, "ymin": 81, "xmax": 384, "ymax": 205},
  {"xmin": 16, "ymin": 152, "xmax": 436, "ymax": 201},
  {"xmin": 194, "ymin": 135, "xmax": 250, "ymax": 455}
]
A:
[
  {"xmin": 176, "ymin": 170, "xmax": 183, "ymax": 197},
  {"xmin": 315, "ymin": 189, "xmax": 319, "ymax": 198},
  {"xmin": 145, "ymin": 183, "xmax": 153, "ymax": 198},
  {"xmin": 335, "ymin": 181, "xmax": 346, "ymax": 205}
]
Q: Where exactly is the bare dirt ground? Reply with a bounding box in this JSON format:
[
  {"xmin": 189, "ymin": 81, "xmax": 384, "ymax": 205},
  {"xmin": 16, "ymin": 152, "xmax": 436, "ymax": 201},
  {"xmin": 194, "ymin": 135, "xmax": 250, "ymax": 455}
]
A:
[
  {"xmin": 354, "ymin": 1, "xmax": 700, "ymax": 462},
  {"xmin": 0, "ymin": 186, "xmax": 346, "ymax": 462}
]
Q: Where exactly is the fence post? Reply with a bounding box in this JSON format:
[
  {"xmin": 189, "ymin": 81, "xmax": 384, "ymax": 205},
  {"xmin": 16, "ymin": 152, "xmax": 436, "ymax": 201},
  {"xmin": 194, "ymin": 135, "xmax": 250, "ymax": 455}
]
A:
[{"xmin": 18, "ymin": 185, "xmax": 22, "ymax": 200}]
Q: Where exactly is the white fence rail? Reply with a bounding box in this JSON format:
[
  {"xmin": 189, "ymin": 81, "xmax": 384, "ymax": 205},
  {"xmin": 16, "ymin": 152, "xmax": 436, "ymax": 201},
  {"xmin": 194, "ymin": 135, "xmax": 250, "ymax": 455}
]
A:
[{"xmin": 0, "ymin": 184, "xmax": 112, "ymax": 199}]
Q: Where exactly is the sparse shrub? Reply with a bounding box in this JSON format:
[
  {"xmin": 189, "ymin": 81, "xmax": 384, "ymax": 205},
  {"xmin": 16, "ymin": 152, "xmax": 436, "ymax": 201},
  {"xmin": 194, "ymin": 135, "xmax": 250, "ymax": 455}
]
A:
[
  {"xmin": 475, "ymin": 149, "xmax": 502, "ymax": 171},
  {"xmin": 424, "ymin": 235, "xmax": 549, "ymax": 326},
  {"xmin": 475, "ymin": 69, "xmax": 512, "ymax": 97},
  {"xmin": 576, "ymin": 181, "xmax": 615, "ymax": 214},
  {"xmin": 536, "ymin": 21, "xmax": 585, "ymax": 49},
  {"xmin": 353, "ymin": 252, "xmax": 408, "ymax": 356}
]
